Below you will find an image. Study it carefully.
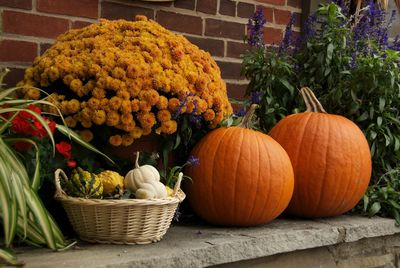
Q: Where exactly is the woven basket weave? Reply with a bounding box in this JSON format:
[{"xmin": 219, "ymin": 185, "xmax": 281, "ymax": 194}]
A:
[{"xmin": 54, "ymin": 169, "xmax": 185, "ymax": 245}]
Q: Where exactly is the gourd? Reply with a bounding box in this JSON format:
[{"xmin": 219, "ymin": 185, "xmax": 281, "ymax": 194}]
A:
[
  {"xmin": 97, "ymin": 170, "xmax": 124, "ymax": 195},
  {"xmin": 269, "ymin": 87, "xmax": 372, "ymax": 218},
  {"xmin": 185, "ymin": 105, "xmax": 294, "ymax": 226},
  {"xmin": 66, "ymin": 167, "xmax": 103, "ymax": 198},
  {"xmin": 124, "ymin": 152, "xmax": 167, "ymax": 199}
]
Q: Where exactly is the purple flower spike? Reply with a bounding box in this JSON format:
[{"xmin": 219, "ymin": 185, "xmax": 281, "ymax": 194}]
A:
[
  {"xmin": 247, "ymin": 6, "xmax": 266, "ymax": 48},
  {"xmin": 279, "ymin": 13, "xmax": 297, "ymax": 53},
  {"xmin": 250, "ymin": 91, "xmax": 264, "ymax": 104}
]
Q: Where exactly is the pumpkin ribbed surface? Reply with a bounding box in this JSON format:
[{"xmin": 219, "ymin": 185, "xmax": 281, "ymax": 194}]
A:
[
  {"xmin": 269, "ymin": 111, "xmax": 371, "ymax": 217},
  {"xmin": 186, "ymin": 126, "xmax": 294, "ymax": 226}
]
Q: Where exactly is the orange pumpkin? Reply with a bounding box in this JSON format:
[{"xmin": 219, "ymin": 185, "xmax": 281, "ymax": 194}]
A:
[
  {"xmin": 269, "ymin": 87, "xmax": 372, "ymax": 218},
  {"xmin": 185, "ymin": 105, "xmax": 294, "ymax": 226}
]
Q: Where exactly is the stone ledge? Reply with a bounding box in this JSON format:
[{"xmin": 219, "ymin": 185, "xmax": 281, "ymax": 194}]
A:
[{"xmin": 16, "ymin": 216, "xmax": 400, "ymax": 268}]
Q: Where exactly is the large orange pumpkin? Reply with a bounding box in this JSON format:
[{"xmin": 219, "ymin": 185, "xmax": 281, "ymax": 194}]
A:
[
  {"xmin": 185, "ymin": 105, "xmax": 294, "ymax": 226},
  {"xmin": 269, "ymin": 87, "xmax": 372, "ymax": 218}
]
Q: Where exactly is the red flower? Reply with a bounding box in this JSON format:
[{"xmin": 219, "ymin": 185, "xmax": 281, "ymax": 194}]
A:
[
  {"xmin": 13, "ymin": 141, "xmax": 33, "ymax": 151},
  {"xmin": 11, "ymin": 117, "xmax": 31, "ymax": 135},
  {"xmin": 48, "ymin": 120, "xmax": 56, "ymax": 134},
  {"xmin": 11, "ymin": 104, "xmax": 56, "ymax": 139},
  {"xmin": 67, "ymin": 160, "xmax": 77, "ymax": 168},
  {"xmin": 56, "ymin": 141, "xmax": 72, "ymax": 159},
  {"xmin": 27, "ymin": 105, "xmax": 41, "ymax": 115}
]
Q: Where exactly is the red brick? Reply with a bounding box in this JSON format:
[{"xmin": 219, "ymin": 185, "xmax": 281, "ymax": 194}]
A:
[
  {"xmin": 219, "ymin": 0, "xmax": 236, "ymax": 16},
  {"xmin": 37, "ymin": 0, "xmax": 98, "ymax": 19},
  {"xmin": 275, "ymin": 9, "xmax": 291, "ymax": 25},
  {"xmin": 263, "ymin": 27, "xmax": 283, "ymax": 44},
  {"xmin": 141, "ymin": 1, "xmax": 172, "ymax": 7},
  {"xmin": 72, "ymin": 20, "xmax": 93, "ymax": 29},
  {"xmin": 174, "ymin": 0, "xmax": 195, "ymax": 10},
  {"xmin": 0, "ymin": 0, "xmax": 31, "ymax": 9},
  {"xmin": 186, "ymin": 36, "xmax": 224, "ymax": 57},
  {"xmin": 101, "ymin": 2, "xmax": 154, "ymax": 20},
  {"xmin": 3, "ymin": 11, "xmax": 69, "ymax": 39},
  {"xmin": 227, "ymin": 41, "xmax": 251, "ymax": 59},
  {"xmin": 205, "ymin": 19, "xmax": 245, "ymax": 40},
  {"xmin": 257, "ymin": 0, "xmax": 285, "ymax": 5},
  {"xmin": 3, "ymin": 68, "xmax": 26, "ymax": 87},
  {"xmin": 0, "ymin": 39, "xmax": 37, "ymax": 62},
  {"xmin": 196, "ymin": 0, "xmax": 217, "ymax": 14},
  {"xmin": 216, "ymin": 61, "xmax": 243, "ymax": 80},
  {"xmin": 227, "ymin": 83, "xmax": 247, "ymax": 100},
  {"xmin": 261, "ymin": 6, "xmax": 273, "ymax": 23},
  {"xmin": 40, "ymin": 43, "xmax": 53, "ymax": 55},
  {"xmin": 288, "ymin": 0, "xmax": 302, "ymax": 8},
  {"xmin": 237, "ymin": 2, "xmax": 255, "ymax": 18},
  {"xmin": 157, "ymin": 11, "xmax": 202, "ymax": 35}
]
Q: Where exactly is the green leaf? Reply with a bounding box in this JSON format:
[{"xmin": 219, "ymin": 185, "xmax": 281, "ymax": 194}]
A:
[
  {"xmin": 369, "ymin": 202, "xmax": 381, "ymax": 217},
  {"xmin": 369, "ymin": 130, "xmax": 377, "ymax": 140},
  {"xmin": 279, "ymin": 78, "xmax": 294, "ymax": 95},
  {"xmin": 388, "ymin": 200, "xmax": 400, "ymax": 210},
  {"xmin": 173, "ymin": 134, "xmax": 181, "ymax": 151},
  {"xmin": 357, "ymin": 111, "xmax": 369, "ymax": 122},
  {"xmin": 23, "ymin": 187, "xmax": 57, "ymax": 250},
  {"xmin": 363, "ymin": 195, "xmax": 369, "ymax": 212},
  {"xmin": 379, "ymin": 98, "xmax": 385, "ymax": 112},
  {"xmin": 327, "ymin": 43, "xmax": 334, "ymax": 62},
  {"xmin": 56, "ymin": 125, "xmax": 114, "ymax": 165},
  {"xmin": 0, "ymin": 174, "xmax": 16, "ymax": 247},
  {"xmin": 0, "ymin": 248, "xmax": 22, "ymax": 266},
  {"xmin": 394, "ymin": 136, "xmax": 400, "ymax": 151},
  {"xmin": 5, "ymin": 138, "xmax": 41, "ymax": 191},
  {"xmin": 377, "ymin": 116, "xmax": 383, "ymax": 127},
  {"xmin": 393, "ymin": 209, "xmax": 400, "ymax": 226}
]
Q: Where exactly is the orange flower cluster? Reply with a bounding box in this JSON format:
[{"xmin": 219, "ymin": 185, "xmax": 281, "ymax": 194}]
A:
[{"xmin": 19, "ymin": 16, "xmax": 232, "ymax": 146}]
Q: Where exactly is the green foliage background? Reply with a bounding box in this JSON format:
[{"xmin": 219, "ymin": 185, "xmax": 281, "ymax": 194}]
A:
[{"xmin": 242, "ymin": 3, "xmax": 400, "ymax": 222}]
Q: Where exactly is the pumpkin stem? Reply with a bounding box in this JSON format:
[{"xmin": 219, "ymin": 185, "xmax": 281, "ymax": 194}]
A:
[
  {"xmin": 238, "ymin": 104, "xmax": 259, "ymax": 128},
  {"xmin": 135, "ymin": 151, "xmax": 140, "ymax": 168},
  {"xmin": 300, "ymin": 87, "xmax": 327, "ymax": 113}
]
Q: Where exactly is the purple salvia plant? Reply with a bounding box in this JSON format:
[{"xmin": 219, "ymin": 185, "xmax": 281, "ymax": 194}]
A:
[
  {"xmin": 234, "ymin": 107, "xmax": 246, "ymax": 117},
  {"xmin": 301, "ymin": 13, "xmax": 317, "ymax": 44},
  {"xmin": 330, "ymin": 0, "xmax": 349, "ymax": 15},
  {"xmin": 250, "ymin": 91, "xmax": 263, "ymax": 104},
  {"xmin": 279, "ymin": 13, "xmax": 297, "ymax": 53},
  {"xmin": 389, "ymin": 35, "xmax": 400, "ymax": 51},
  {"xmin": 353, "ymin": 0, "xmax": 393, "ymax": 52},
  {"xmin": 247, "ymin": 6, "xmax": 266, "ymax": 48}
]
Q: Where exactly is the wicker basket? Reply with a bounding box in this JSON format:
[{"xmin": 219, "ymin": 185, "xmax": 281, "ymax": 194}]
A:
[{"xmin": 54, "ymin": 169, "xmax": 185, "ymax": 245}]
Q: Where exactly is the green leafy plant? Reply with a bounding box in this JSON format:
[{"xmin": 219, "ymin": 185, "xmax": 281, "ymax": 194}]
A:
[
  {"xmin": 163, "ymin": 155, "xmax": 199, "ymax": 188},
  {"xmin": 242, "ymin": 48, "xmax": 298, "ymax": 131},
  {"xmin": 0, "ymin": 69, "xmax": 113, "ymax": 266},
  {"xmin": 243, "ymin": 2, "xmax": 400, "ymax": 222}
]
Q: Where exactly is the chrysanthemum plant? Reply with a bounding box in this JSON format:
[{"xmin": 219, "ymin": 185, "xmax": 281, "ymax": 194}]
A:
[
  {"xmin": 242, "ymin": 1, "xmax": 400, "ymax": 222},
  {"xmin": 18, "ymin": 16, "xmax": 232, "ymax": 183},
  {"xmin": 0, "ymin": 69, "xmax": 113, "ymax": 266}
]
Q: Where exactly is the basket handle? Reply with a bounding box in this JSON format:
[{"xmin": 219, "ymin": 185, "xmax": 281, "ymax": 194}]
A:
[
  {"xmin": 54, "ymin": 168, "xmax": 69, "ymax": 199},
  {"xmin": 172, "ymin": 172, "xmax": 183, "ymax": 198}
]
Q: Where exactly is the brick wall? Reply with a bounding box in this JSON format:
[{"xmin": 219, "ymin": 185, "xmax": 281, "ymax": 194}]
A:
[{"xmin": 0, "ymin": 0, "xmax": 302, "ymax": 100}]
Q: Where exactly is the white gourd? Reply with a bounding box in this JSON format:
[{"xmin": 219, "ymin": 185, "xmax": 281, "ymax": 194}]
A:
[{"xmin": 124, "ymin": 152, "xmax": 167, "ymax": 199}]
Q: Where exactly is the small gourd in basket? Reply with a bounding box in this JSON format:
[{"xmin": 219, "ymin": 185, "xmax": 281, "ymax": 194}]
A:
[
  {"xmin": 124, "ymin": 152, "xmax": 168, "ymax": 199},
  {"xmin": 65, "ymin": 167, "xmax": 103, "ymax": 198}
]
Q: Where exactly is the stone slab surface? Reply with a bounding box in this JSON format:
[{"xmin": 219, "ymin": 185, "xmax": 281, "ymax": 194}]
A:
[{"xmin": 15, "ymin": 216, "xmax": 400, "ymax": 268}]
